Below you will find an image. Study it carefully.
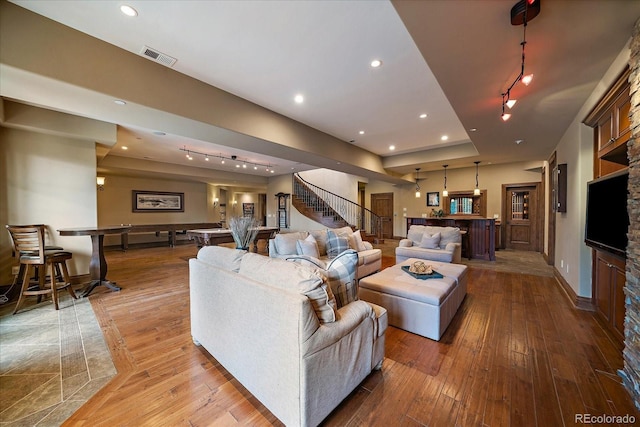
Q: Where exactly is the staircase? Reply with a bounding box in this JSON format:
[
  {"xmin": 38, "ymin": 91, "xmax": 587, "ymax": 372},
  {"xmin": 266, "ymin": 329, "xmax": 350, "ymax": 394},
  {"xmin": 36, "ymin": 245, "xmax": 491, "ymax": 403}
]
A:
[{"xmin": 292, "ymin": 174, "xmax": 382, "ymax": 241}]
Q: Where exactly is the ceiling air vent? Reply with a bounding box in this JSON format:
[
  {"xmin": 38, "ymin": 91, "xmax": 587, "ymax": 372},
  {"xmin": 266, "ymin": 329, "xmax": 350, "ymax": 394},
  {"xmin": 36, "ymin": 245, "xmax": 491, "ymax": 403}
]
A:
[{"xmin": 140, "ymin": 46, "xmax": 177, "ymax": 67}]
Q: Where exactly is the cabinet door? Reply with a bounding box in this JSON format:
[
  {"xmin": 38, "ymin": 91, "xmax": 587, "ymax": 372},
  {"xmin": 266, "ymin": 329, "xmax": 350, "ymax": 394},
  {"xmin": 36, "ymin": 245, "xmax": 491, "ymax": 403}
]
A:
[
  {"xmin": 597, "ymin": 108, "xmax": 614, "ymax": 153},
  {"xmin": 615, "ymin": 92, "xmax": 631, "ymax": 145},
  {"xmin": 595, "ymin": 254, "xmax": 612, "ymax": 321},
  {"xmin": 612, "ymin": 261, "xmax": 627, "ymax": 339}
]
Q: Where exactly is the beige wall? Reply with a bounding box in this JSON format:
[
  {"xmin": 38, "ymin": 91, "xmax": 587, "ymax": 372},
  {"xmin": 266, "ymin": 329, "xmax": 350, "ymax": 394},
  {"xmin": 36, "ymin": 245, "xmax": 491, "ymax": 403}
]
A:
[
  {"xmin": 0, "ymin": 126, "xmax": 98, "ymax": 283},
  {"xmin": 97, "ymin": 175, "xmax": 213, "ymax": 246},
  {"xmin": 553, "ymin": 45, "xmax": 631, "ymax": 297}
]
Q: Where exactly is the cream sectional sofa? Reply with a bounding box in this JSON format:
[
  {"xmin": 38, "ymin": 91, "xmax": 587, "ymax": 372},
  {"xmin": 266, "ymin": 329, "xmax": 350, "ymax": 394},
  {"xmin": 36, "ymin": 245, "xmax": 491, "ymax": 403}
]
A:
[
  {"xmin": 269, "ymin": 226, "xmax": 382, "ymax": 279},
  {"xmin": 395, "ymin": 225, "xmax": 462, "ymax": 264},
  {"xmin": 189, "ymin": 246, "xmax": 387, "ymax": 427}
]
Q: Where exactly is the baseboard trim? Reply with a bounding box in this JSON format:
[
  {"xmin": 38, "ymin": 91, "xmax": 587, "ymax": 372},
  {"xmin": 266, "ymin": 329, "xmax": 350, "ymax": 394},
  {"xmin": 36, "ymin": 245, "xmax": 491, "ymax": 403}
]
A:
[{"xmin": 553, "ymin": 267, "xmax": 595, "ymax": 311}]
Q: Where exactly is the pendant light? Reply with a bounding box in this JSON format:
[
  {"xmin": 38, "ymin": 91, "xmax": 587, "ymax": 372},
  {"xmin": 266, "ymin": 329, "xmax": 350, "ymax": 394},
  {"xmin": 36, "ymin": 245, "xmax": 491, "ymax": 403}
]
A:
[
  {"xmin": 415, "ymin": 168, "xmax": 421, "ymax": 198},
  {"xmin": 442, "ymin": 165, "xmax": 449, "ymax": 197},
  {"xmin": 473, "ymin": 161, "xmax": 481, "ymax": 196}
]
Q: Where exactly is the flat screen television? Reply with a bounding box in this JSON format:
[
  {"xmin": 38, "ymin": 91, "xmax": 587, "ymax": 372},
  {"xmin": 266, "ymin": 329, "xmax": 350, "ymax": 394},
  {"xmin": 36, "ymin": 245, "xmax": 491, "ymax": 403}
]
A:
[{"xmin": 585, "ymin": 169, "xmax": 629, "ymax": 258}]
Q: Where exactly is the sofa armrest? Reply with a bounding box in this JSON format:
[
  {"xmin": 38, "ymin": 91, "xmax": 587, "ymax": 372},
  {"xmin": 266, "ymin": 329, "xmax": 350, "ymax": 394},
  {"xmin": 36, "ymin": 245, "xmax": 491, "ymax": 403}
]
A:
[
  {"xmin": 399, "ymin": 238, "xmax": 413, "ymax": 247},
  {"xmin": 445, "ymin": 242, "xmax": 462, "ymax": 264},
  {"xmin": 268, "ymin": 238, "xmax": 278, "ymax": 257},
  {"xmin": 303, "ymin": 300, "xmax": 373, "ymax": 354}
]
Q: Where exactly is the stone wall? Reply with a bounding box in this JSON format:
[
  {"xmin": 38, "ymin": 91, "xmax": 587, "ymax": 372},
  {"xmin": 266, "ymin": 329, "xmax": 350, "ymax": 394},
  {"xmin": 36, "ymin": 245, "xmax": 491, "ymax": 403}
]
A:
[{"xmin": 621, "ymin": 17, "xmax": 640, "ymax": 409}]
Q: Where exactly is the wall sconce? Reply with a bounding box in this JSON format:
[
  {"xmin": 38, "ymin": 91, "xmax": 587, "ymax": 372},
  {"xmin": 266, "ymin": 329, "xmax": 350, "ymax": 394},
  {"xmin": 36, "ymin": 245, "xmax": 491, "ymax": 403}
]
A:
[
  {"xmin": 473, "ymin": 161, "xmax": 481, "ymax": 196},
  {"xmin": 213, "ymin": 197, "xmax": 219, "ymax": 208},
  {"xmin": 96, "ymin": 176, "xmax": 105, "ymax": 191},
  {"xmin": 414, "ymin": 168, "xmax": 421, "ymax": 198},
  {"xmin": 442, "ymin": 165, "xmax": 448, "ymax": 197}
]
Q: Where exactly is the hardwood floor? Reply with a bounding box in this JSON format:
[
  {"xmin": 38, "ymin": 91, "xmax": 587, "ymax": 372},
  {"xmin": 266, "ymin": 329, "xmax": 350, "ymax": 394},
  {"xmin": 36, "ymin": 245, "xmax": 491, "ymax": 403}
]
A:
[{"xmin": 63, "ymin": 244, "xmax": 638, "ymax": 426}]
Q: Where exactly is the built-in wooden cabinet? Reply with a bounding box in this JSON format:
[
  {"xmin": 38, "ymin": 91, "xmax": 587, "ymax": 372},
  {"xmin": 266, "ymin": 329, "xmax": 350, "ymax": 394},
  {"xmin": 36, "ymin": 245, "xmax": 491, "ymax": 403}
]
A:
[
  {"xmin": 584, "ymin": 67, "xmax": 629, "ymax": 343},
  {"xmin": 594, "ymin": 250, "xmax": 626, "ymax": 341},
  {"xmin": 443, "ymin": 190, "xmax": 487, "ymax": 217},
  {"xmin": 585, "ymin": 68, "xmax": 631, "ymax": 178}
]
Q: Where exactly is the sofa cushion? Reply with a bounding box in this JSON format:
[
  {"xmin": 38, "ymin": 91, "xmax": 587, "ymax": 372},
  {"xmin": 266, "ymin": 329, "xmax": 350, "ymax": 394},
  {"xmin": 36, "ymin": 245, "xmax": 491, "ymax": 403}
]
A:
[
  {"xmin": 297, "ymin": 234, "xmax": 320, "ymax": 258},
  {"xmin": 348, "ymin": 230, "xmax": 367, "ymax": 252},
  {"xmin": 326, "ymin": 230, "xmax": 350, "ymax": 258},
  {"xmin": 197, "ymin": 246, "xmax": 246, "ymax": 272},
  {"xmin": 395, "ymin": 245, "xmax": 455, "ymax": 263},
  {"xmin": 420, "ymin": 232, "xmax": 441, "ymax": 249},
  {"xmin": 439, "ymin": 227, "xmax": 461, "ymax": 247},
  {"xmin": 407, "ymin": 225, "xmax": 427, "ymax": 245},
  {"xmin": 240, "ymin": 252, "xmax": 337, "ymax": 323},
  {"xmin": 274, "ymin": 231, "xmax": 308, "ymax": 255}
]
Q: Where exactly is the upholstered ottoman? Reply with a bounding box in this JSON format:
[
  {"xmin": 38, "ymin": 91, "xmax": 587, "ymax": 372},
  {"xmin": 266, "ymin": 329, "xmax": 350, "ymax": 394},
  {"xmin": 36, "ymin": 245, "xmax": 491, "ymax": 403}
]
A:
[{"xmin": 358, "ymin": 258, "xmax": 467, "ymax": 341}]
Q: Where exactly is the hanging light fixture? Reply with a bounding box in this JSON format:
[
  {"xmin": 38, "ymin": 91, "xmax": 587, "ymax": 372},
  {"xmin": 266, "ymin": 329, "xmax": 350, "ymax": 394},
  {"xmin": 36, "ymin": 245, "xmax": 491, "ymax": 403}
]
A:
[
  {"xmin": 415, "ymin": 168, "xmax": 421, "ymax": 198},
  {"xmin": 473, "ymin": 161, "xmax": 481, "ymax": 196},
  {"xmin": 442, "ymin": 165, "xmax": 449, "ymax": 197},
  {"xmin": 500, "ymin": 0, "xmax": 540, "ymax": 121}
]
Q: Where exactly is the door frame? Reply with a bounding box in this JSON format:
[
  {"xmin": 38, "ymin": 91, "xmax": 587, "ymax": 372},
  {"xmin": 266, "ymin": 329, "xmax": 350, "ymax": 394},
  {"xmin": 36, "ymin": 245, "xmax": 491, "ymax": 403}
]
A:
[
  {"xmin": 501, "ymin": 182, "xmax": 543, "ymax": 252},
  {"xmin": 547, "ymin": 151, "xmax": 557, "ymax": 265},
  {"xmin": 370, "ymin": 192, "xmax": 394, "ymax": 239}
]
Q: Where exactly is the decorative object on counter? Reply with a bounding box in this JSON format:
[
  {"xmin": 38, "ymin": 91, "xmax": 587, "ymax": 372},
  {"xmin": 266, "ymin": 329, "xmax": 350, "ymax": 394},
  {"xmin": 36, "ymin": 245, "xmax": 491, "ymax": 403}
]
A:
[
  {"xmin": 229, "ymin": 216, "xmax": 260, "ymax": 250},
  {"xmin": 430, "ymin": 208, "xmax": 444, "ymax": 218}
]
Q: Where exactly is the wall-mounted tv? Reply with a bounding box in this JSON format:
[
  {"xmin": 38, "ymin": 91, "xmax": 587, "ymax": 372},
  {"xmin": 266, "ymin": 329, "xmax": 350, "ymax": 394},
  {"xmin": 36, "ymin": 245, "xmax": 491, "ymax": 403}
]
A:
[{"xmin": 585, "ymin": 169, "xmax": 629, "ymax": 258}]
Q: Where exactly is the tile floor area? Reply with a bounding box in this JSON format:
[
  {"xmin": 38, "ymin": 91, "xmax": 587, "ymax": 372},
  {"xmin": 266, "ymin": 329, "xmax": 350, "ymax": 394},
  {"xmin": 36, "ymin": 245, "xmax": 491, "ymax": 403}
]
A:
[{"xmin": 0, "ymin": 291, "xmax": 116, "ymax": 426}]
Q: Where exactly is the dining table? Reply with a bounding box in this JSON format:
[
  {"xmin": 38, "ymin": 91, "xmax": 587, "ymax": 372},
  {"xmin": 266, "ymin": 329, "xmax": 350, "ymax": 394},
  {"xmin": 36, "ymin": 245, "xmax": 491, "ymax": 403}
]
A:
[{"xmin": 58, "ymin": 225, "xmax": 131, "ymax": 297}]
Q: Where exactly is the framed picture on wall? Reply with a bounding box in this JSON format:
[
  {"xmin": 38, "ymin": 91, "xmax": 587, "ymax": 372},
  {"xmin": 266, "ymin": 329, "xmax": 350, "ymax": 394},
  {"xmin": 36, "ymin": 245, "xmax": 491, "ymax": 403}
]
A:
[
  {"xmin": 132, "ymin": 190, "xmax": 184, "ymax": 212},
  {"xmin": 243, "ymin": 202, "xmax": 255, "ymax": 217},
  {"xmin": 427, "ymin": 192, "xmax": 440, "ymax": 207}
]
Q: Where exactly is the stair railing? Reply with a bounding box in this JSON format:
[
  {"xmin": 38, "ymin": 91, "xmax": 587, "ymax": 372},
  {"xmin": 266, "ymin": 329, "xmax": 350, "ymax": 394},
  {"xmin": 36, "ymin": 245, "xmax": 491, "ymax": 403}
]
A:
[{"xmin": 293, "ymin": 174, "xmax": 382, "ymax": 240}]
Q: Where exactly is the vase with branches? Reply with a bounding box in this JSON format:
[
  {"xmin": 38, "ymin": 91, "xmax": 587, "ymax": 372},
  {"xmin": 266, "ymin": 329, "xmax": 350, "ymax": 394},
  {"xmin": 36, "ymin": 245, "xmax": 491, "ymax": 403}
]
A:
[{"xmin": 228, "ymin": 216, "xmax": 260, "ymax": 250}]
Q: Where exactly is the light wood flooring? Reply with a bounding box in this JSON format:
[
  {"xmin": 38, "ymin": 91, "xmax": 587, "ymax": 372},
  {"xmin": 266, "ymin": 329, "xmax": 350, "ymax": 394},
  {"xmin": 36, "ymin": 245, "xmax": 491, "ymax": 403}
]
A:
[{"xmin": 57, "ymin": 243, "xmax": 638, "ymax": 426}]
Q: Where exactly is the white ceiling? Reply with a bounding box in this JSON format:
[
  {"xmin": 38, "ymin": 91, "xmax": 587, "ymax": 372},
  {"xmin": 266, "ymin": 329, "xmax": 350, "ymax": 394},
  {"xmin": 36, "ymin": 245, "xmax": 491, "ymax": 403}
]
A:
[{"xmin": 4, "ymin": 0, "xmax": 640, "ymax": 184}]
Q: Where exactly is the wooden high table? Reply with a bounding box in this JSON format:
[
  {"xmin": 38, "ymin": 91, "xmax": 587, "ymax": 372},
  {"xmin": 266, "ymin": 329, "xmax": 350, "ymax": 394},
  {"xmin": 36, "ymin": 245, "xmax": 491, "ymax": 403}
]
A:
[
  {"xmin": 58, "ymin": 225, "xmax": 130, "ymax": 297},
  {"xmin": 187, "ymin": 227, "xmax": 279, "ymax": 252}
]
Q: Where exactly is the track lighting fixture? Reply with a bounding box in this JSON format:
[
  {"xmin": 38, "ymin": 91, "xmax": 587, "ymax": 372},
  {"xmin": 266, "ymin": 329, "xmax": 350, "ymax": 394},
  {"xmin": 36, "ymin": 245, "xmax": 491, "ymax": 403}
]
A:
[
  {"xmin": 500, "ymin": 0, "xmax": 540, "ymax": 122},
  {"xmin": 179, "ymin": 146, "xmax": 274, "ymax": 172}
]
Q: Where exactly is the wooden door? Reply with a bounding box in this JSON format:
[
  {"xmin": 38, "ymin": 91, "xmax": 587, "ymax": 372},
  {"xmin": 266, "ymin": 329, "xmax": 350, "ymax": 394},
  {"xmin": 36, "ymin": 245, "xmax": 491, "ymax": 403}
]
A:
[
  {"xmin": 503, "ymin": 183, "xmax": 540, "ymax": 251},
  {"xmin": 371, "ymin": 192, "xmax": 393, "ymax": 239}
]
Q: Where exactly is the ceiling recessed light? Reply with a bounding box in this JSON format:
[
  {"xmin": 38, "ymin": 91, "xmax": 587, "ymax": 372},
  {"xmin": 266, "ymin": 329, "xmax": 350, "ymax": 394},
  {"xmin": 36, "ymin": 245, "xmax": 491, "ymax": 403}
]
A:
[
  {"xmin": 389, "ymin": 145, "xmax": 395, "ymax": 151},
  {"xmin": 113, "ymin": 100, "xmax": 126, "ymax": 105},
  {"xmin": 121, "ymin": 146, "xmax": 128, "ymax": 150},
  {"xmin": 469, "ymin": 128, "xmax": 477, "ymax": 132},
  {"xmin": 120, "ymin": 5, "xmax": 138, "ymax": 17},
  {"xmin": 370, "ymin": 59, "xmax": 382, "ymax": 68},
  {"xmin": 294, "ymin": 94, "xmax": 304, "ymax": 104},
  {"xmin": 359, "ymin": 130, "xmax": 365, "ymax": 135},
  {"xmin": 419, "ymin": 113, "xmax": 427, "ymax": 119},
  {"xmin": 515, "ymin": 139, "xmax": 524, "ymax": 145},
  {"xmin": 441, "ymin": 135, "xmax": 449, "ymax": 141}
]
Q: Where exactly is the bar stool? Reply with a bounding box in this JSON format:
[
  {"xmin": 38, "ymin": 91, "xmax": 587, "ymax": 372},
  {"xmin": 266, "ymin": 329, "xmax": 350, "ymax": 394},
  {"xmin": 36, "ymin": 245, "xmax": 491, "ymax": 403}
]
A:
[{"xmin": 6, "ymin": 225, "xmax": 78, "ymax": 314}]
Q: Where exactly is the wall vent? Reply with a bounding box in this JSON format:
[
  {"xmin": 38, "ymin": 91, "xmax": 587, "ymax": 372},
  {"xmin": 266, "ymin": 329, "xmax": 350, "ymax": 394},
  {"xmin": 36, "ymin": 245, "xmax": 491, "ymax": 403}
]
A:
[{"xmin": 139, "ymin": 46, "xmax": 177, "ymax": 67}]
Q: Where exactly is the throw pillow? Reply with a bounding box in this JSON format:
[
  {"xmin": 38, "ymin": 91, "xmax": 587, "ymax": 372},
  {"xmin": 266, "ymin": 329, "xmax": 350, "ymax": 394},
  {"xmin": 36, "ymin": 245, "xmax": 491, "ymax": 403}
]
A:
[
  {"xmin": 310, "ymin": 229, "xmax": 329, "ymax": 256},
  {"xmin": 326, "ymin": 230, "xmax": 349, "ymax": 259},
  {"xmin": 239, "ymin": 253, "xmax": 337, "ymax": 323},
  {"xmin": 274, "ymin": 232, "xmax": 307, "ymax": 255},
  {"xmin": 296, "ymin": 234, "xmax": 320, "ymax": 258},
  {"xmin": 420, "ymin": 232, "xmax": 441, "ymax": 249},
  {"xmin": 325, "ymin": 249, "xmax": 359, "ymax": 308},
  {"xmin": 349, "ymin": 229, "xmax": 367, "ymax": 252}
]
